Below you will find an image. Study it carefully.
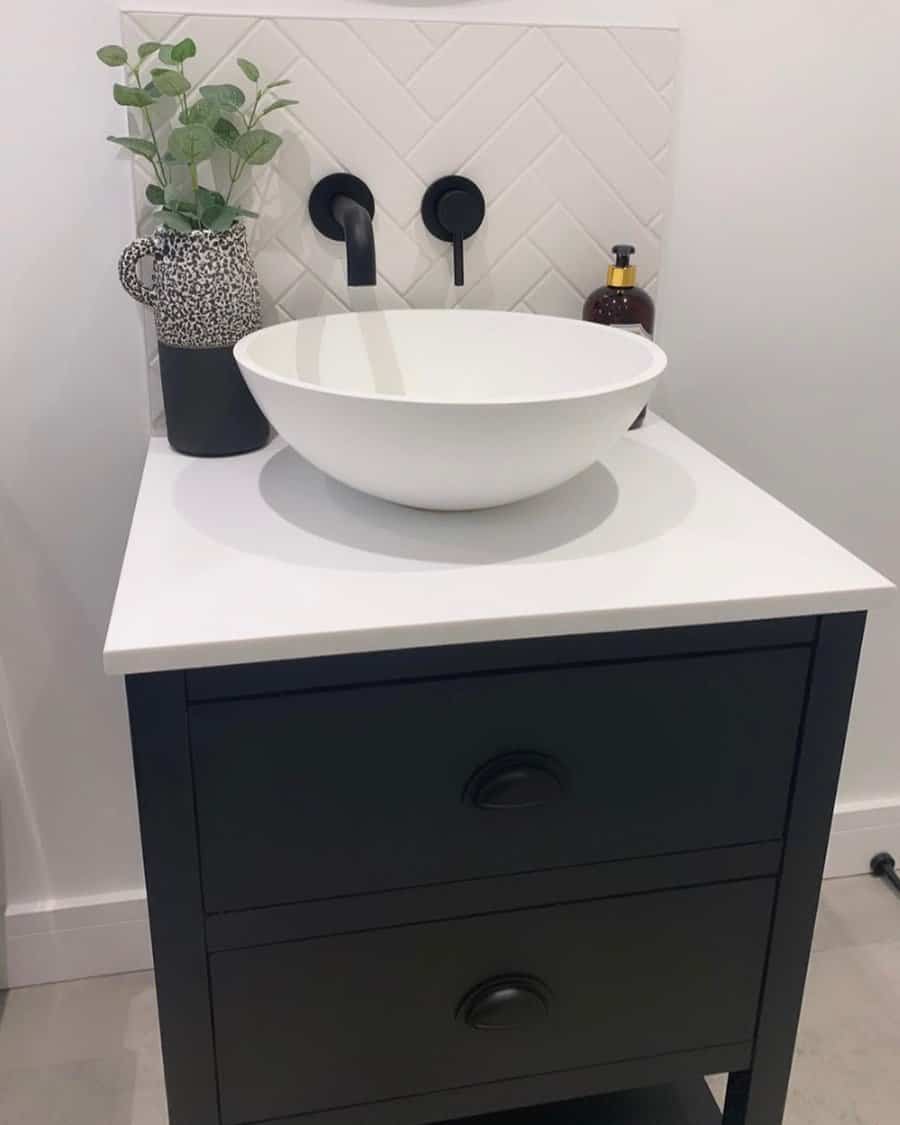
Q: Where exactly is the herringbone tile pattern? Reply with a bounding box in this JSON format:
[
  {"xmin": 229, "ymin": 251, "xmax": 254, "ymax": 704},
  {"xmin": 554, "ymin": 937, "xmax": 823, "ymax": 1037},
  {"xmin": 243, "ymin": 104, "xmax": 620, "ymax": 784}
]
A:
[{"xmin": 120, "ymin": 13, "xmax": 678, "ymax": 427}]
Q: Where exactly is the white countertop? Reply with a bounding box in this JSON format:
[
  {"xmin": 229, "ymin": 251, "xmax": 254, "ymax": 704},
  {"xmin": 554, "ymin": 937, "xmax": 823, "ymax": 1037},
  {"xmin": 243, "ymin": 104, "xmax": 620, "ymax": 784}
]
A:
[{"xmin": 104, "ymin": 416, "xmax": 893, "ymax": 675}]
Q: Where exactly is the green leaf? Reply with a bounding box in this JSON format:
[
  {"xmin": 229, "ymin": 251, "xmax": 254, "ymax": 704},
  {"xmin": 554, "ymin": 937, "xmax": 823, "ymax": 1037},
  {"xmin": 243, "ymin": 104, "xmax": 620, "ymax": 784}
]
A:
[
  {"xmin": 106, "ymin": 134, "xmax": 157, "ymax": 159},
  {"xmin": 212, "ymin": 117, "xmax": 240, "ymax": 149},
  {"xmin": 200, "ymin": 83, "xmax": 245, "ymax": 109},
  {"xmin": 157, "ymin": 44, "xmax": 175, "ymax": 65},
  {"xmin": 179, "ymin": 98, "xmax": 220, "ymax": 127},
  {"xmin": 259, "ymin": 97, "xmax": 298, "ymax": 118},
  {"xmin": 145, "ymin": 183, "xmax": 165, "ymax": 205},
  {"xmin": 152, "ymin": 68, "xmax": 191, "ymax": 97},
  {"xmin": 138, "ymin": 42, "xmax": 160, "ymax": 59},
  {"xmin": 97, "ymin": 45, "xmax": 128, "ymax": 67},
  {"xmin": 236, "ymin": 57, "xmax": 259, "ymax": 82},
  {"xmin": 166, "ymin": 124, "xmax": 217, "ymax": 164},
  {"xmin": 196, "ymin": 186, "xmax": 226, "ymax": 210},
  {"xmin": 162, "ymin": 192, "xmax": 199, "ymax": 217},
  {"xmin": 232, "ymin": 128, "xmax": 282, "ymax": 165},
  {"xmin": 201, "ymin": 204, "xmax": 241, "ymax": 232},
  {"xmin": 158, "ymin": 209, "xmax": 193, "ymax": 233},
  {"xmin": 170, "ymin": 38, "xmax": 197, "ymax": 63},
  {"xmin": 143, "ymin": 82, "xmax": 160, "ymax": 98},
  {"xmin": 113, "ymin": 83, "xmax": 156, "ymax": 107},
  {"xmin": 265, "ymin": 78, "xmax": 291, "ymax": 89}
]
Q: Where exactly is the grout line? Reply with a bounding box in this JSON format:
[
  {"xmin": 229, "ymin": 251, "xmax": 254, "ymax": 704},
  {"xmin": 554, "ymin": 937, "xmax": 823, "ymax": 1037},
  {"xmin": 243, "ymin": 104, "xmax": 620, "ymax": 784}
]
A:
[
  {"xmin": 341, "ymin": 18, "xmax": 441, "ymax": 127},
  {"xmin": 530, "ymin": 57, "xmax": 569, "ymax": 104},
  {"xmin": 289, "ymin": 48, "xmax": 428, "ymax": 207},
  {"xmin": 278, "ymin": 77, "xmax": 422, "ymax": 231},
  {"xmin": 610, "ymin": 27, "xmax": 678, "ymax": 95},
  {"xmin": 339, "ymin": 17, "xmax": 440, "ymax": 138},
  {"xmin": 459, "ymin": 85, "xmax": 563, "ymax": 200},
  {"xmin": 403, "ymin": 23, "xmax": 531, "ymax": 129},
  {"xmin": 602, "ymin": 27, "xmax": 674, "ymax": 113},
  {"xmin": 536, "ymin": 104, "xmax": 663, "ymax": 239},
  {"xmin": 405, "ymin": 24, "xmax": 538, "ymax": 166},
  {"xmin": 517, "ymin": 260, "xmax": 556, "ymax": 308},
  {"xmin": 403, "ymin": 22, "xmax": 464, "ymax": 87},
  {"xmin": 289, "ymin": 37, "xmax": 427, "ymax": 169},
  {"xmin": 538, "ymin": 59, "xmax": 667, "ymax": 192},
  {"xmin": 460, "ymin": 238, "xmax": 552, "ymax": 310},
  {"xmin": 185, "ymin": 17, "xmax": 266, "ymax": 91},
  {"xmin": 483, "ymin": 131, "xmax": 560, "ymax": 213}
]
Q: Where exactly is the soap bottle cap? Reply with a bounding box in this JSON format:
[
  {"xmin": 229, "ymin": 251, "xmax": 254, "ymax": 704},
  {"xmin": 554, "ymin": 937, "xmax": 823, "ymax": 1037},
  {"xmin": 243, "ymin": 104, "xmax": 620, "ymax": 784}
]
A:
[{"xmin": 607, "ymin": 244, "xmax": 637, "ymax": 287}]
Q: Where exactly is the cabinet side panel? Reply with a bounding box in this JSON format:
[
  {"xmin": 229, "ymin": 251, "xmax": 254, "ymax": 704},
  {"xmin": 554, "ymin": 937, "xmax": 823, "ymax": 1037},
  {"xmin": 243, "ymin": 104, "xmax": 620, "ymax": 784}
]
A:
[
  {"xmin": 724, "ymin": 612, "xmax": 867, "ymax": 1125},
  {"xmin": 126, "ymin": 671, "xmax": 219, "ymax": 1125}
]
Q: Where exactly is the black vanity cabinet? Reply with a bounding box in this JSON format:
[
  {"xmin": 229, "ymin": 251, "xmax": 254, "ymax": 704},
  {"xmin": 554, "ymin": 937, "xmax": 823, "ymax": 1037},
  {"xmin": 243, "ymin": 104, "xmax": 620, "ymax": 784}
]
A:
[{"xmin": 125, "ymin": 613, "xmax": 865, "ymax": 1125}]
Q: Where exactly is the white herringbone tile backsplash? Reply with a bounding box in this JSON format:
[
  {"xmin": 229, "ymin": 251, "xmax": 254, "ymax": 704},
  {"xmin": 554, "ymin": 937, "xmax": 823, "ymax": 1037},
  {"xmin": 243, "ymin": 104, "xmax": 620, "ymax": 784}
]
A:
[{"xmin": 120, "ymin": 11, "xmax": 678, "ymax": 426}]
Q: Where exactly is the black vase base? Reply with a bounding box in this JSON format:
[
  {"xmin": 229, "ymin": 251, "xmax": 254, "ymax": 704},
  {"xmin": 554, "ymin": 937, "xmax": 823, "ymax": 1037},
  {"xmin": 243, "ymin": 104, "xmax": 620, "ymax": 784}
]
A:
[{"xmin": 158, "ymin": 342, "xmax": 270, "ymax": 458}]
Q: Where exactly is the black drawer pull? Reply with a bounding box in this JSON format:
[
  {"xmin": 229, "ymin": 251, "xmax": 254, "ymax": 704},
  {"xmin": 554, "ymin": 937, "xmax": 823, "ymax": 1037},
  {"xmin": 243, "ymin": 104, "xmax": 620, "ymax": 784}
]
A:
[
  {"xmin": 464, "ymin": 752, "xmax": 566, "ymax": 809},
  {"xmin": 458, "ymin": 975, "xmax": 551, "ymax": 1030}
]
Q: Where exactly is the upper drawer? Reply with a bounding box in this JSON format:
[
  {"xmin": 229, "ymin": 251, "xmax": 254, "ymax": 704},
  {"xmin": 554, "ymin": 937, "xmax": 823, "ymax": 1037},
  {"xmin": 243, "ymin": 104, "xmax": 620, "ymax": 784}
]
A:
[
  {"xmin": 191, "ymin": 647, "xmax": 808, "ymax": 914},
  {"xmin": 210, "ymin": 879, "xmax": 774, "ymax": 1124}
]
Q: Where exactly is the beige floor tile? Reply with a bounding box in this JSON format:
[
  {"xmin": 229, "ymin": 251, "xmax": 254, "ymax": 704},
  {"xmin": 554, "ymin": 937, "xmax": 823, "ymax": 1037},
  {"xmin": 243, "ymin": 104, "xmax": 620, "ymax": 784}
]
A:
[
  {"xmin": 785, "ymin": 939, "xmax": 900, "ymax": 1123},
  {"xmin": 0, "ymin": 1053, "xmax": 163, "ymax": 1125},
  {"xmin": 709, "ymin": 877, "xmax": 900, "ymax": 1123},
  {"xmin": 812, "ymin": 873, "xmax": 900, "ymax": 953},
  {"xmin": 0, "ymin": 971, "xmax": 159, "ymax": 1071}
]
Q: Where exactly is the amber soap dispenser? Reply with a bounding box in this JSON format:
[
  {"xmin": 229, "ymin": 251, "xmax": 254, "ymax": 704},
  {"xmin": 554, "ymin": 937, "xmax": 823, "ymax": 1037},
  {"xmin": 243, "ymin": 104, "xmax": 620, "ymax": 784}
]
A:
[{"xmin": 583, "ymin": 244, "xmax": 655, "ymax": 429}]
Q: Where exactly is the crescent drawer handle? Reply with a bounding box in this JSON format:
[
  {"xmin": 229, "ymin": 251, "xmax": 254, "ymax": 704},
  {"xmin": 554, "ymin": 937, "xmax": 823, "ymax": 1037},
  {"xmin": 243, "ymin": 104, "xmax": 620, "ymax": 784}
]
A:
[
  {"xmin": 458, "ymin": 975, "xmax": 552, "ymax": 1030},
  {"xmin": 464, "ymin": 752, "xmax": 567, "ymax": 810}
]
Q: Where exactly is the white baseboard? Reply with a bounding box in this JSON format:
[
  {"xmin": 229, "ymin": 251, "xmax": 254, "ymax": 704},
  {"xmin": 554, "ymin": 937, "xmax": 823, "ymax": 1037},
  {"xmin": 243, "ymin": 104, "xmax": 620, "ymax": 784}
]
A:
[
  {"xmin": 3, "ymin": 801, "xmax": 899, "ymax": 988},
  {"xmin": 824, "ymin": 799, "xmax": 900, "ymax": 879},
  {"xmin": 2, "ymin": 888, "xmax": 152, "ymax": 989}
]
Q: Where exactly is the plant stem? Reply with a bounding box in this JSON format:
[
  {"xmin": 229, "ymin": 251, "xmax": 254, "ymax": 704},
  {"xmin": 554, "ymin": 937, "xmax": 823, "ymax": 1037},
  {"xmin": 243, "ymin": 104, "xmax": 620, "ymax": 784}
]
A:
[
  {"xmin": 247, "ymin": 86, "xmax": 262, "ymax": 129},
  {"xmin": 225, "ymin": 83, "xmax": 262, "ymax": 205},
  {"xmin": 178, "ymin": 62, "xmax": 190, "ymax": 124},
  {"xmin": 224, "ymin": 159, "xmax": 243, "ymax": 205},
  {"xmin": 131, "ymin": 65, "xmax": 167, "ymax": 185}
]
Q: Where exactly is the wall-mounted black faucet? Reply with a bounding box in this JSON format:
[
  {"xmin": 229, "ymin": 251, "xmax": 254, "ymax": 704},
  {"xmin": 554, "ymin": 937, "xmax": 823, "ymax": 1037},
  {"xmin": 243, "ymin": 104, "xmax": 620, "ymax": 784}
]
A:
[
  {"xmin": 309, "ymin": 173, "xmax": 377, "ymax": 287},
  {"xmin": 422, "ymin": 176, "xmax": 485, "ymax": 287}
]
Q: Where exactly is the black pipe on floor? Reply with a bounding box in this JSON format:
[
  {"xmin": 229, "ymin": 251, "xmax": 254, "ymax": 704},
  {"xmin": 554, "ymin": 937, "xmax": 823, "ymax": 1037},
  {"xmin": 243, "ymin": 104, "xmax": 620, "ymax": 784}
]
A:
[{"xmin": 870, "ymin": 852, "xmax": 900, "ymax": 895}]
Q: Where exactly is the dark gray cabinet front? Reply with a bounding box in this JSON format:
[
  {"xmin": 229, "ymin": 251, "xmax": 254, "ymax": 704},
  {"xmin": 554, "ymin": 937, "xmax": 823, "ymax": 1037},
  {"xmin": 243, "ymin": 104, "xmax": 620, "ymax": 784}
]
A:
[
  {"xmin": 210, "ymin": 879, "xmax": 774, "ymax": 1125},
  {"xmin": 191, "ymin": 648, "xmax": 808, "ymax": 914},
  {"xmin": 126, "ymin": 614, "xmax": 866, "ymax": 1125}
]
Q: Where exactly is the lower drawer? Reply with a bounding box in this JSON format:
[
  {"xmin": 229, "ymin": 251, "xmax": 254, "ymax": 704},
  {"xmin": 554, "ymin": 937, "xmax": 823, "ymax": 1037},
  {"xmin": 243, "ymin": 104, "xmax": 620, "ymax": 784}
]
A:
[{"xmin": 210, "ymin": 879, "xmax": 774, "ymax": 1125}]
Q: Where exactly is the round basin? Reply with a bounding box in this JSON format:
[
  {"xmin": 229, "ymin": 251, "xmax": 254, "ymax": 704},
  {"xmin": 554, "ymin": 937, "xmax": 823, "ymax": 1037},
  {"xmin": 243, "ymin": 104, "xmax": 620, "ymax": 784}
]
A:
[{"xmin": 234, "ymin": 309, "xmax": 667, "ymax": 510}]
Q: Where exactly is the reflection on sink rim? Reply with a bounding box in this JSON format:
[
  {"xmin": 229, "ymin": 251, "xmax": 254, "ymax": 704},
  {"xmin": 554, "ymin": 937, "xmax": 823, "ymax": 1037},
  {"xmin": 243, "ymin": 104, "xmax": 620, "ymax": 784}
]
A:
[{"xmin": 233, "ymin": 308, "xmax": 667, "ymax": 407}]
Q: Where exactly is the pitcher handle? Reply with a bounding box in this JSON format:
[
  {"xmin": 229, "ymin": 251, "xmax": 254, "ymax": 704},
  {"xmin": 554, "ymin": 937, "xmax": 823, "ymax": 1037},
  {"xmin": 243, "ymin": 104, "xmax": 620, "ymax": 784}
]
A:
[{"xmin": 118, "ymin": 237, "xmax": 156, "ymax": 306}]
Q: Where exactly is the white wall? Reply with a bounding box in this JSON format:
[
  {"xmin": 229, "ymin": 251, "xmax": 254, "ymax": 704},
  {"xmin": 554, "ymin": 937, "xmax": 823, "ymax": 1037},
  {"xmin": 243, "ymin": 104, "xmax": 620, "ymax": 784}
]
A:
[
  {"xmin": 659, "ymin": 0, "xmax": 900, "ymax": 814},
  {"xmin": 0, "ymin": 2, "xmax": 150, "ymax": 982}
]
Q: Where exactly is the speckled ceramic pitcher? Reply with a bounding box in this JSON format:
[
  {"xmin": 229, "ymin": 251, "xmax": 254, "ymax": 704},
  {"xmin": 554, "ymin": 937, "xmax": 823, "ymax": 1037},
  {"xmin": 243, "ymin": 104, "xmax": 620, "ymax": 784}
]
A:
[
  {"xmin": 117, "ymin": 223, "xmax": 269, "ymax": 457},
  {"xmin": 118, "ymin": 222, "xmax": 261, "ymax": 348}
]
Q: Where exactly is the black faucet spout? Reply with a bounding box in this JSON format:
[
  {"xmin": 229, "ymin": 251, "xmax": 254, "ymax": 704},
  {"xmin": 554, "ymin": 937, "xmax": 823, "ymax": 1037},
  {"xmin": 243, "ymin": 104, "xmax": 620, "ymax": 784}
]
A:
[{"xmin": 332, "ymin": 195, "xmax": 376, "ymax": 287}]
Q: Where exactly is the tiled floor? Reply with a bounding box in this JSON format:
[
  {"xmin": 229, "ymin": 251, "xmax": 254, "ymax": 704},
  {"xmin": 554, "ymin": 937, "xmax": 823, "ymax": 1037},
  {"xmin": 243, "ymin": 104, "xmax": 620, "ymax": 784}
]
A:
[{"xmin": 1, "ymin": 875, "xmax": 898, "ymax": 1124}]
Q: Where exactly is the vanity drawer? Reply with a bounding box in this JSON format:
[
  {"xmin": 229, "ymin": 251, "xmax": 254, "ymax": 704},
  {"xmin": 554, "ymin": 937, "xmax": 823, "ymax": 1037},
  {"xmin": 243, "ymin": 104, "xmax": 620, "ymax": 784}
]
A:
[
  {"xmin": 191, "ymin": 648, "xmax": 807, "ymax": 913},
  {"xmin": 210, "ymin": 878, "xmax": 774, "ymax": 1125}
]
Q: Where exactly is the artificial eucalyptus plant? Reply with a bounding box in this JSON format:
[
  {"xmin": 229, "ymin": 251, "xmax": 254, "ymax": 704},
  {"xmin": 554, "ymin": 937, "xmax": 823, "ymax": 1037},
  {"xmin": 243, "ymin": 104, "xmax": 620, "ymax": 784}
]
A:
[{"xmin": 97, "ymin": 38, "xmax": 296, "ymax": 232}]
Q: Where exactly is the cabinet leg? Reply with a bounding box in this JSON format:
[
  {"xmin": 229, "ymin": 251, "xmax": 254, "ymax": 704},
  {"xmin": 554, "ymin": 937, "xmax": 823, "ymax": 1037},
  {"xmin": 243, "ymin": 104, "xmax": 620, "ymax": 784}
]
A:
[{"xmin": 722, "ymin": 1070, "xmax": 751, "ymax": 1125}]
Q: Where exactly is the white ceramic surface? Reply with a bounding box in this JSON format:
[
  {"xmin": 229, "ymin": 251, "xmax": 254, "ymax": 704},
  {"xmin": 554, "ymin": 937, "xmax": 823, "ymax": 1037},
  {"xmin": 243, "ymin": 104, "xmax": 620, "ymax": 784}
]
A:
[
  {"xmin": 103, "ymin": 417, "xmax": 892, "ymax": 675},
  {"xmin": 234, "ymin": 309, "xmax": 667, "ymax": 509}
]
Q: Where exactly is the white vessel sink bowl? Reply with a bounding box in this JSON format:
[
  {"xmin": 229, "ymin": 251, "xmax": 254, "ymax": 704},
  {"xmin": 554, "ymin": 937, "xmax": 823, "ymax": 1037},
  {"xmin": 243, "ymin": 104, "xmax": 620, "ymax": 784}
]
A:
[{"xmin": 234, "ymin": 309, "xmax": 667, "ymax": 510}]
